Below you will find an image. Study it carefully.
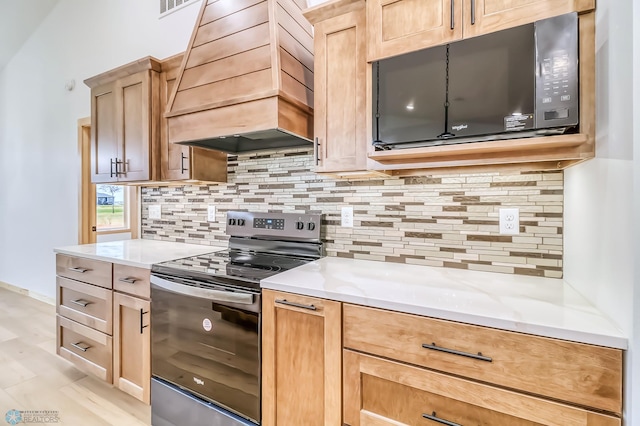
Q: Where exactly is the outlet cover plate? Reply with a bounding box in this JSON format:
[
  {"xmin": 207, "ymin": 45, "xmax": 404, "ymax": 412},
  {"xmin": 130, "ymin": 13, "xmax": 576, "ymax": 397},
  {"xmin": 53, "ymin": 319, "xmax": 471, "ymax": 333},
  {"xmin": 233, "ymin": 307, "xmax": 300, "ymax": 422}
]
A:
[
  {"xmin": 341, "ymin": 206, "xmax": 354, "ymax": 227},
  {"xmin": 148, "ymin": 205, "xmax": 161, "ymax": 220},
  {"xmin": 207, "ymin": 205, "xmax": 216, "ymax": 222},
  {"xmin": 499, "ymin": 208, "xmax": 519, "ymax": 235}
]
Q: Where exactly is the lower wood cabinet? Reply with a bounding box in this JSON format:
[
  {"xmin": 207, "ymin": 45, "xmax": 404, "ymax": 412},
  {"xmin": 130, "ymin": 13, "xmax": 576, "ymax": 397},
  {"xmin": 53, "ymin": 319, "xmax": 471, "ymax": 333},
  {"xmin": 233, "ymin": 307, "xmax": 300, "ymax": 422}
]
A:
[
  {"xmin": 56, "ymin": 254, "xmax": 151, "ymax": 404},
  {"xmin": 113, "ymin": 292, "xmax": 151, "ymax": 404},
  {"xmin": 343, "ymin": 350, "xmax": 620, "ymax": 426},
  {"xmin": 261, "ymin": 289, "xmax": 342, "ymax": 426}
]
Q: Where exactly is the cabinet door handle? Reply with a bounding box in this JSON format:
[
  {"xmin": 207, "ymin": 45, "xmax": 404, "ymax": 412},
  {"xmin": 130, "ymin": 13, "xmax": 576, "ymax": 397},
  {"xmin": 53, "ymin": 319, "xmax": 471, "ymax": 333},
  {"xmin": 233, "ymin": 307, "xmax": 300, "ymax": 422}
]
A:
[
  {"xmin": 140, "ymin": 308, "xmax": 149, "ymax": 334},
  {"xmin": 118, "ymin": 277, "xmax": 138, "ymax": 284},
  {"xmin": 450, "ymin": 0, "xmax": 455, "ymax": 30},
  {"xmin": 422, "ymin": 412, "xmax": 461, "ymax": 426},
  {"xmin": 70, "ymin": 299, "xmax": 91, "ymax": 307},
  {"xmin": 71, "ymin": 342, "xmax": 91, "ymax": 352},
  {"xmin": 115, "ymin": 158, "xmax": 126, "ymax": 176},
  {"xmin": 470, "ymin": 0, "xmax": 475, "ymax": 25},
  {"xmin": 275, "ymin": 299, "xmax": 317, "ymax": 311},
  {"xmin": 68, "ymin": 267, "xmax": 89, "ymax": 273},
  {"xmin": 314, "ymin": 137, "xmax": 321, "ymax": 166},
  {"xmin": 110, "ymin": 158, "xmax": 115, "ymax": 178},
  {"xmin": 422, "ymin": 342, "xmax": 492, "ymax": 362},
  {"xmin": 181, "ymin": 153, "xmax": 188, "ymax": 174}
]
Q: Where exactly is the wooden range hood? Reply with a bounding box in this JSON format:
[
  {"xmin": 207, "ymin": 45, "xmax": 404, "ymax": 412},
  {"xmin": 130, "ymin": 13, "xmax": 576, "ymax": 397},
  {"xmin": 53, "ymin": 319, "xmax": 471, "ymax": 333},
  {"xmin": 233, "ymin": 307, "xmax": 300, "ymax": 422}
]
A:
[{"xmin": 165, "ymin": 0, "xmax": 314, "ymax": 154}]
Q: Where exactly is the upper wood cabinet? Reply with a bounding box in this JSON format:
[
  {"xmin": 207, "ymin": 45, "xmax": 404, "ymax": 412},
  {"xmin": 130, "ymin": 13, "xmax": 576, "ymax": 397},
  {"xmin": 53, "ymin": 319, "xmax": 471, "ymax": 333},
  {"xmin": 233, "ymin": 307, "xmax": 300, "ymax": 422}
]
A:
[
  {"xmin": 85, "ymin": 58, "xmax": 162, "ymax": 184},
  {"xmin": 159, "ymin": 54, "xmax": 227, "ymax": 183},
  {"xmin": 304, "ymin": 0, "xmax": 369, "ymax": 175},
  {"xmin": 261, "ymin": 289, "xmax": 342, "ymax": 426},
  {"xmin": 367, "ymin": 0, "xmax": 595, "ymax": 62}
]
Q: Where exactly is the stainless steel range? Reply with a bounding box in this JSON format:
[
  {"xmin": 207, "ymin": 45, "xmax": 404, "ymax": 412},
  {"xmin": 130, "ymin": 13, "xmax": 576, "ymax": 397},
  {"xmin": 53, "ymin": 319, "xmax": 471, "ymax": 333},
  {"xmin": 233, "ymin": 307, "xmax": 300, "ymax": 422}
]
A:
[{"xmin": 150, "ymin": 211, "xmax": 322, "ymax": 426}]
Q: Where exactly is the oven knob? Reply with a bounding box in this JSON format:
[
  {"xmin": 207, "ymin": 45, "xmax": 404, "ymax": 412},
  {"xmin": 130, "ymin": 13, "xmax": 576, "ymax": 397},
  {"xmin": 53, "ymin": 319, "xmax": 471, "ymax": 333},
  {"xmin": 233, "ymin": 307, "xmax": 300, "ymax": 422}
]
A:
[
  {"xmin": 307, "ymin": 222, "xmax": 316, "ymax": 231},
  {"xmin": 238, "ymin": 219, "xmax": 245, "ymax": 226},
  {"xmin": 228, "ymin": 218, "xmax": 236, "ymax": 226},
  {"xmin": 296, "ymin": 221, "xmax": 304, "ymax": 230}
]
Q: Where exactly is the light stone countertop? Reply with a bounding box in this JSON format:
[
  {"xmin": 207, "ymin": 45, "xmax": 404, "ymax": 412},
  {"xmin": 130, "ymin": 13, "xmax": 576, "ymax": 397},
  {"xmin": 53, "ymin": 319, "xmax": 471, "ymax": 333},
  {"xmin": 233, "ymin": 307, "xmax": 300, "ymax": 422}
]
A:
[
  {"xmin": 54, "ymin": 239, "xmax": 224, "ymax": 269},
  {"xmin": 261, "ymin": 257, "xmax": 627, "ymax": 350}
]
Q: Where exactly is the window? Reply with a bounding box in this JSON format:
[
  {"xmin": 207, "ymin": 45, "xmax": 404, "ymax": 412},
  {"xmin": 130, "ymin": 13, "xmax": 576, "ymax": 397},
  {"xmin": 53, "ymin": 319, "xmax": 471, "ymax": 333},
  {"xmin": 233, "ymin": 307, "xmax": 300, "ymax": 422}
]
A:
[{"xmin": 96, "ymin": 185, "xmax": 131, "ymax": 232}]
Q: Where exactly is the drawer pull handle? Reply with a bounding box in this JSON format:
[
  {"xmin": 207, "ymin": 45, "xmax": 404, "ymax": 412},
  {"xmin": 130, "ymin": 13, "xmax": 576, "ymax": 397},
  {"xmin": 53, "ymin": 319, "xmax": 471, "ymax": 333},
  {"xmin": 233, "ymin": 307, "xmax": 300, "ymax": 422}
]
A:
[
  {"xmin": 422, "ymin": 411, "xmax": 461, "ymax": 426},
  {"xmin": 275, "ymin": 299, "xmax": 317, "ymax": 311},
  {"xmin": 422, "ymin": 343, "xmax": 492, "ymax": 362},
  {"xmin": 68, "ymin": 267, "xmax": 89, "ymax": 273},
  {"xmin": 70, "ymin": 299, "xmax": 91, "ymax": 307},
  {"xmin": 71, "ymin": 342, "xmax": 91, "ymax": 352},
  {"xmin": 118, "ymin": 277, "xmax": 138, "ymax": 284}
]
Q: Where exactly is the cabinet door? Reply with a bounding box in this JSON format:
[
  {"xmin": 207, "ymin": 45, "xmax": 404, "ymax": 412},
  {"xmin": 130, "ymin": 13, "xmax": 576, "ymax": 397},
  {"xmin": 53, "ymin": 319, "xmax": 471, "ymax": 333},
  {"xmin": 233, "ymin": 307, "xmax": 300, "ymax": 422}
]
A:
[
  {"xmin": 160, "ymin": 55, "xmax": 227, "ymax": 182},
  {"xmin": 343, "ymin": 350, "xmax": 620, "ymax": 426},
  {"xmin": 464, "ymin": 0, "xmax": 595, "ymax": 38},
  {"xmin": 117, "ymin": 71, "xmax": 154, "ymax": 182},
  {"xmin": 314, "ymin": 5, "xmax": 367, "ymax": 173},
  {"xmin": 262, "ymin": 290, "xmax": 341, "ymax": 426},
  {"xmin": 113, "ymin": 292, "xmax": 150, "ymax": 404},
  {"xmin": 90, "ymin": 81, "xmax": 119, "ymax": 183},
  {"xmin": 160, "ymin": 57, "xmax": 191, "ymax": 181},
  {"xmin": 367, "ymin": 0, "xmax": 462, "ymax": 62}
]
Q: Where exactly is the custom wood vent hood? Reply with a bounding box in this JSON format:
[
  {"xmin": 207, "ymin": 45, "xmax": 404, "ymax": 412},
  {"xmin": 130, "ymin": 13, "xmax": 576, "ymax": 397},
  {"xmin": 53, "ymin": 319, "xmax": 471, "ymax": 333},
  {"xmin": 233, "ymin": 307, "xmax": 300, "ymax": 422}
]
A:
[{"xmin": 165, "ymin": 0, "xmax": 315, "ymax": 154}]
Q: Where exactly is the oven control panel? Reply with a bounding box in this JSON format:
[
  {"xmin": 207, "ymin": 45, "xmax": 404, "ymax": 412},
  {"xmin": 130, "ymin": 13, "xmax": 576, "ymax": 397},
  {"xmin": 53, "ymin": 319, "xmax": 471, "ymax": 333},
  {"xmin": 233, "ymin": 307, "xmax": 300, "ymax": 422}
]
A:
[
  {"xmin": 253, "ymin": 218, "xmax": 285, "ymax": 230},
  {"xmin": 226, "ymin": 211, "xmax": 321, "ymax": 240}
]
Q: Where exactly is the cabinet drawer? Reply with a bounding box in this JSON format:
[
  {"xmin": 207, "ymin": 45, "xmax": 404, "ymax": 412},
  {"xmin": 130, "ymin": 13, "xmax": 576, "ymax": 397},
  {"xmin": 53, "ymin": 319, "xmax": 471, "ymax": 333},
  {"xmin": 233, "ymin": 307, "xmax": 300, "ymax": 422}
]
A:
[
  {"xmin": 113, "ymin": 264, "xmax": 150, "ymax": 299},
  {"xmin": 343, "ymin": 350, "xmax": 620, "ymax": 426},
  {"xmin": 56, "ymin": 315, "xmax": 113, "ymax": 383},
  {"xmin": 56, "ymin": 254, "xmax": 112, "ymax": 288},
  {"xmin": 269, "ymin": 290, "xmax": 334, "ymax": 317},
  {"xmin": 57, "ymin": 277, "xmax": 113, "ymax": 335},
  {"xmin": 343, "ymin": 304, "xmax": 622, "ymax": 414}
]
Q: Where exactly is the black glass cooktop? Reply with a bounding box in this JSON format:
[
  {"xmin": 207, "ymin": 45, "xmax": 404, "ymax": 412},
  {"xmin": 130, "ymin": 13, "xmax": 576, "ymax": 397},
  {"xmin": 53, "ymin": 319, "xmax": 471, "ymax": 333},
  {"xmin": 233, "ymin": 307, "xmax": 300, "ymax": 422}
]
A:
[{"xmin": 151, "ymin": 250, "xmax": 313, "ymax": 291}]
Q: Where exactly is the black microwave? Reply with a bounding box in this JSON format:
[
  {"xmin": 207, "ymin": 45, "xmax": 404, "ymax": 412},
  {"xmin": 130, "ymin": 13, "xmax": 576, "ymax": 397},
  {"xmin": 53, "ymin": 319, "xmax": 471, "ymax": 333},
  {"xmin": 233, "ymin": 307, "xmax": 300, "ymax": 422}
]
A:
[{"xmin": 372, "ymin": 12, "xmax": 579, "ymax": 150}]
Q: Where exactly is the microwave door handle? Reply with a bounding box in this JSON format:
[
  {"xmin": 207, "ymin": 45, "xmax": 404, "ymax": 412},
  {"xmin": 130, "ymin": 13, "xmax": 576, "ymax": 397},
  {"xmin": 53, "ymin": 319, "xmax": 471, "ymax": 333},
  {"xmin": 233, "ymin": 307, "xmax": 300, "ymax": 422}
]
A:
[{"xmin": 151, "ymin": 276, "xmax": 254, "ymax": 305}]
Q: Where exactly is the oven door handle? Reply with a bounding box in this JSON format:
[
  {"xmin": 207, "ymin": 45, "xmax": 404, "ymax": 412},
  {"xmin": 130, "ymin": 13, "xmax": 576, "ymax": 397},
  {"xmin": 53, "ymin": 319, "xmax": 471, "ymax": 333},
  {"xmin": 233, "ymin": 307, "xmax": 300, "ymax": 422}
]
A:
[{"xmin": 151, "ymin": 276, "xmax": 255, "ymax": 305}]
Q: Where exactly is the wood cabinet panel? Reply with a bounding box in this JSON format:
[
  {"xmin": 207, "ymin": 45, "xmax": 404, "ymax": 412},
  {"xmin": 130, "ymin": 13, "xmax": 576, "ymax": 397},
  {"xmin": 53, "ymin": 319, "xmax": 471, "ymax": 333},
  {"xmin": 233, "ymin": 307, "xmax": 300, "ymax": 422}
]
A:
[
  {"xmin": 113, "ymin": 292, "xmax": 151, "ymax": 404},
  {"xmin": 367, "ymin": 0, "xmax": 462, "ymax": 61},
  {"xmin": 343, "ymin": 303, "xmax": 622, "ymax": 414},
  {"xmin": 85, "ymin": 56, "xmax": 161, "ymax": 184},
  {"xmin": 306, "ymin": 0, "xmax": 371, "ymax": 174},
  {"xmin": 159, "ymin": 53, "xmax": 227, "ymax": 183},
  {"xmin": 262, "ymin": 290, "xmax": 342, "ymax": 426},
  {"xmin": 57, "ymin": 315, "xmax": 113, "ymax": 383},
  {"xmin": 56, "ymin": 254, "xmax": 112, "ymax": 289},
  {"xmin": 57, "ymin": 277, "xmax": 112, "ymax": 335},
  {"xmin": 465, "ymin": 0, "xmax": 595, "ymax": 39},
  {"xmin": 113, "ymin": 264, "xmax": 150, "ymax": 299},
  {"xmin": 343, "ymin": 350, "xmax": 620, "ymax": 426}
]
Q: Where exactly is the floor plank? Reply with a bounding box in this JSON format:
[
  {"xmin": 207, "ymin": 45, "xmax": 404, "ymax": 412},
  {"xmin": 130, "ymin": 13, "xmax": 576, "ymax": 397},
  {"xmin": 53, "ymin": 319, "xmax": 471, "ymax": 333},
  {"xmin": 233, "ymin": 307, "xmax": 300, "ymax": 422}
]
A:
[{"xmin": 0, "ymin": 287, "xmax": 150, "ymax": 425}]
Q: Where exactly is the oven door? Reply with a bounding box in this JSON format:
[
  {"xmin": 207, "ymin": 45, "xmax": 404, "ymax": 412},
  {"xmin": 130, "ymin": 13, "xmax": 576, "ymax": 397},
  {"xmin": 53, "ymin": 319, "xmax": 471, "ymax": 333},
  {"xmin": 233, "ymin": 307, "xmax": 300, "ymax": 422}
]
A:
[{"xmin": 150, "ymin": 274, "xmax": 261, "ymax": 424}]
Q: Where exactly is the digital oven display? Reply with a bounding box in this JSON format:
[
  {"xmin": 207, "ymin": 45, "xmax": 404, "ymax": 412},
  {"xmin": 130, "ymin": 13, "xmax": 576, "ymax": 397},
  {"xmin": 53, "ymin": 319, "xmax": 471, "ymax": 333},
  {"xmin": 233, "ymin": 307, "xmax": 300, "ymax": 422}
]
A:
[{"xmin": 253, "ymin": 218, "xmax": 285, "ymax": 230}]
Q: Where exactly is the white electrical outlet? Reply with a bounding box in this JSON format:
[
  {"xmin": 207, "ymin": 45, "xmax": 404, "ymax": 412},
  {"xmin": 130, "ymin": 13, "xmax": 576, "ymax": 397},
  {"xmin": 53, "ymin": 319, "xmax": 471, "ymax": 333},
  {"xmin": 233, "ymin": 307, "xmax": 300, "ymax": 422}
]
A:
[
  {"xmin": 148, "ymin": 204, "xmax": 161, "ymax": 220},
  {"xmin": 499, "ymin": 208, "xmax": 520, "ymax": 235},
  {"xmin": 207, "ymin": 205, "xmax": 216, "ymax": 222},
  {"xmin": 341, "ymin": 206, "xmax": 354, "ymax": 228}
]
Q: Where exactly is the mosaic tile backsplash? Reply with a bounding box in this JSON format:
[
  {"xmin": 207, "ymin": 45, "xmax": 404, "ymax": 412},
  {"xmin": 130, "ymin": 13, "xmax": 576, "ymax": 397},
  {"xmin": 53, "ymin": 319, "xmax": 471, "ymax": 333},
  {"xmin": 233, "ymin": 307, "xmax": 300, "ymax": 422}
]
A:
[{"xmin": 141, "ymin": 149, "xmax": 564, "ymax": 278}]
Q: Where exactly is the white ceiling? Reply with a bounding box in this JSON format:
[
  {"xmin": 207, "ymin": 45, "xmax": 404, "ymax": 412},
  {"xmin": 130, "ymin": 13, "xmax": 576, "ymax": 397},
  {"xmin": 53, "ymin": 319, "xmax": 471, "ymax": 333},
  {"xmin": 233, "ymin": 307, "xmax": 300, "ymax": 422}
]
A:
[{"xmin": 0, "ymin": 0, "xmax": 60, "ymax": 71}]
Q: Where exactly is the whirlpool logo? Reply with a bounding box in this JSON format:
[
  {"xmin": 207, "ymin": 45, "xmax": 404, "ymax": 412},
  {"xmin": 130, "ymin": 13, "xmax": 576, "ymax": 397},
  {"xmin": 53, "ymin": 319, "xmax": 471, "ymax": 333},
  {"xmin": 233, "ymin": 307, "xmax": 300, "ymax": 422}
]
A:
[
  {"xmin": 193, "ymin": 377, "xmax": 205, "ymax": 386},
  {"xmin": 452, "ymin": 124, "xmax": 468, "ymax": 131}
]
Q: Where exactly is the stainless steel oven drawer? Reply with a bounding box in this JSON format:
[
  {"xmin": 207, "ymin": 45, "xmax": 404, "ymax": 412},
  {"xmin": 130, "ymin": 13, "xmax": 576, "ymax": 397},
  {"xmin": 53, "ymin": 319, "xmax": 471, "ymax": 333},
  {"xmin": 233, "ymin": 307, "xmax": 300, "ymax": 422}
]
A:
[{"xmin": 151, "ymin": 378, "xmax": 255, "ymax": 426}]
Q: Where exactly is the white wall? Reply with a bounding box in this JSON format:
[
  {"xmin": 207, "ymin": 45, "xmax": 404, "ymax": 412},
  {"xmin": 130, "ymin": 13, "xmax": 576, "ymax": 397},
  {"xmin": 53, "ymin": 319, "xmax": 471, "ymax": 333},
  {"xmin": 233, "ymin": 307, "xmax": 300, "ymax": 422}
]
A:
[
  {"xmin": 0, "ymin": 0, "xmax": 203, "ymax": 298},
  {"xmin": 563, "ymin": 0, "xmax": 637, "ymax": 422}
]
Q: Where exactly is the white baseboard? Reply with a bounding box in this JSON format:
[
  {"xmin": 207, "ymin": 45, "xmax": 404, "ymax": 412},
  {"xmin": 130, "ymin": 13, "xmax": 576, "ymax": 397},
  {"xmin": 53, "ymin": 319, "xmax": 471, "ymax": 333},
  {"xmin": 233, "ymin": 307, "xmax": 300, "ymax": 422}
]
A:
[{"xmin": 0, "ymin": 281, "xmax": 55, "ymax": 306}]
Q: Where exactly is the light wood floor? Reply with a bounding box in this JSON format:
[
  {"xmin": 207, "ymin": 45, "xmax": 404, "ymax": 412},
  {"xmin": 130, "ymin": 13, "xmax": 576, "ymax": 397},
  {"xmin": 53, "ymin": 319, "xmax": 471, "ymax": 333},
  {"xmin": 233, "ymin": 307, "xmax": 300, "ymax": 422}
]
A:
[{"xmin": 0, "ymin": 287, "xmax": 150, "ymax": 425}]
